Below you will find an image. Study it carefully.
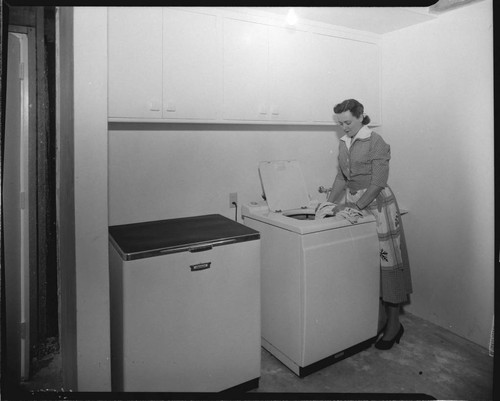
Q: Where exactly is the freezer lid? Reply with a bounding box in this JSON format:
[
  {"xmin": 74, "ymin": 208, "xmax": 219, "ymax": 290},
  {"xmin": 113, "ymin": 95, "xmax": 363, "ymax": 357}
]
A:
[
  {"xmin": 259, "ymin": 160, "xmax": 310, "ymax": 212},
  {"xmin": 109, "ymin": 214, "xmax": 260, "ymax": 261}
]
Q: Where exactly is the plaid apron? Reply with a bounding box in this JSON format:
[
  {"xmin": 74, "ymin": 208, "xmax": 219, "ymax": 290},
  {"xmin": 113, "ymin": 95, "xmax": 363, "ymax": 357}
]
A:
[{"xmin": 345, "ymin": 186, "xmax": 413, "ymax": 304}]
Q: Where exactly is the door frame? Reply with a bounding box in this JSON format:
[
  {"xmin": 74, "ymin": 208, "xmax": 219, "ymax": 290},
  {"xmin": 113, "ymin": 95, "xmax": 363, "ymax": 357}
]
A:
[{"xmin": 4, "ymin": 25, "xmax": 36, "ymax": 383}]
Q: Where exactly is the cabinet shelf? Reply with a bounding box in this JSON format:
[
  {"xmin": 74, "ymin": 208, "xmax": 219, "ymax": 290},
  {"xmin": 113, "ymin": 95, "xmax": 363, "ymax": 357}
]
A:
[{"xmin": 108, "ymin": 119, "xmax": 381, "ymax": 129}]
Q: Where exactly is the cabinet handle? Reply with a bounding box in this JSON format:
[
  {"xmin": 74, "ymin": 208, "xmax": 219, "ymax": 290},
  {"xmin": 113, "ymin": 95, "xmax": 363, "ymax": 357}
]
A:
[
  {"xmin": 149, "ymin": 101, "xmax": 161, "ymax": 112},
  {"xmin": 190, "ymin": 262, "xmax": 211, "ymax": 272},
  {"xmin": 166, "ymin": 101, "xmax": 176, "ymax": 112}
]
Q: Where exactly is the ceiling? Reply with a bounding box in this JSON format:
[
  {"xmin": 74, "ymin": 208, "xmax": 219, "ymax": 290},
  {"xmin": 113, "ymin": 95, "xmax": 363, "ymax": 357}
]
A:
[
  {"xmin": 239, "ymin": 2, "xmax": 483, "ymax": 35},
  {"xmin": 239, "ymin": 7, "xmax": 435, "ymax": 34}
]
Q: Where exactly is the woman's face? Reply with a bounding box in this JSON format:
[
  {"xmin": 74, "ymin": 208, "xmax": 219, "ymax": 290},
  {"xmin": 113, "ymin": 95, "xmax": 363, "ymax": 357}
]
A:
[{"xmin": 336, "ymin": 111, "xmax": 364, "ymax": 138}]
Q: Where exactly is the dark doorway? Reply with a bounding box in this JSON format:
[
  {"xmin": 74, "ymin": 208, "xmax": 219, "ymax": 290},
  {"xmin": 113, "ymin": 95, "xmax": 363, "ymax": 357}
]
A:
[{"xmin": 3, "ymin": 5, "xmax": 59, "ymax": 385}]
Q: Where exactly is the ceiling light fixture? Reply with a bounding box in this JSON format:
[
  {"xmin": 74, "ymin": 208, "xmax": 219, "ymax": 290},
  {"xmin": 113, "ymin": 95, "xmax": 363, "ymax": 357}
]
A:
[{"xmin": 286, "ymin": 8, "xmax": 298, "ymax": 25}]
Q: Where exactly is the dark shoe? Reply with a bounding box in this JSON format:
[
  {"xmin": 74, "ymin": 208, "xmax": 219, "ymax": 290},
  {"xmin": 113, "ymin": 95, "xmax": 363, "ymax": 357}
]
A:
[{"xmin": 375, "ymin": 324, "xmax": 404, "ymax": 350}]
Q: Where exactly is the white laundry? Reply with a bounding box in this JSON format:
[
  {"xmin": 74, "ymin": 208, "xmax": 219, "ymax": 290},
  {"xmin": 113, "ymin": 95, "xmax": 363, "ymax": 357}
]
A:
[
  {"xmin": 315, "ymin": 202, "xmax": 338, "ymax": 219},
  {"xmin": 338, "ymin": 207, "xmax": 364, "ymax": 224}
]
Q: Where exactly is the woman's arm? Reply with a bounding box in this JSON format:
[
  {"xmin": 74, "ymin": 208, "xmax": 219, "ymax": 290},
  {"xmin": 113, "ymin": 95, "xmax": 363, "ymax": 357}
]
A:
[
  {"xmin": 356, "ymin": 133, "xmax": 390, "ymax": 209},
  {"xmin": 355, "ymin": 184, "xmax": 383, "ymax": 209},
  {"xmin": 327, "ymin": 173, "xmax": 346, "ymax": 203}
]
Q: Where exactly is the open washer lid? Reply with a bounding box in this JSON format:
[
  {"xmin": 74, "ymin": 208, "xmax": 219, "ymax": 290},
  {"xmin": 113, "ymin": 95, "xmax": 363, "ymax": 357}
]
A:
[{"xmin": 259, "ymin": 160, "xmax": 310, "ymax": 212}]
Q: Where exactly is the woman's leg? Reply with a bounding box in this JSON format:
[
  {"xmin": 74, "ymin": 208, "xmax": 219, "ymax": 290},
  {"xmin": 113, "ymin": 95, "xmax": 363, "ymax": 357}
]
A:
[
  {"xmin": 378, "ymin": 298, "xmax": 387, "ymax": 333},
  {"xmin": 349, "ymin": 188, "xmax": 407, "ymax": 342},
  {"xmin": 381, "ymin": 301, "xmax": 401, "ymax": 340}
]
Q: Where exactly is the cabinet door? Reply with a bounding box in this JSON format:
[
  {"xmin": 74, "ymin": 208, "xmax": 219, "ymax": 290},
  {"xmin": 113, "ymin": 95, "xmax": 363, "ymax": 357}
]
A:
[
  {"xmin": 108, "ymin": 8, "xmax": 163, "ymax": 119},
  {"xmin": 223, "ymin": 18, "xmax": 269, "ymax": 121},
  {"xmin": 163, "ymin": 9, "xmax": 219, "ymax": 120},
  {"xmin": 309, "ymin": 33, "xmax": 381, "ymax": 125},
  {"xmin": 268, "ymin": 26, "xmax": 312, "ymax": 122}
]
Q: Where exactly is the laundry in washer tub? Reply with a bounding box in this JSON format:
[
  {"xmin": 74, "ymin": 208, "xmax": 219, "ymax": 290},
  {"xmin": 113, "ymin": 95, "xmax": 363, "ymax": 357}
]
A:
[{"xmin": 315, "ymin": 202, "xmax": 338, "ymax": 219}]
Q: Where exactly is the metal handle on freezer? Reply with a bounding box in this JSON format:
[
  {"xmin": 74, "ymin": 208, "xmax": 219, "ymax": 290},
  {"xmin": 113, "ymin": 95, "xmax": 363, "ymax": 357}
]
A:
[
  {"xmin": 188, "ymin": 244, "xmax": 213, "ymax": 253},
  {"xmin": 187, "ymin": 239, "xmax": 238, "ymax": 254}
]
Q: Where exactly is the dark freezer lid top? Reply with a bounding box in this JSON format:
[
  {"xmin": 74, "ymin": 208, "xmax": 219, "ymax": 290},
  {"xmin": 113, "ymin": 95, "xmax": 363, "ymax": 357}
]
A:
[{"xmin": 109, "ymin": 214, "xmax": 260, "ymax": 260}]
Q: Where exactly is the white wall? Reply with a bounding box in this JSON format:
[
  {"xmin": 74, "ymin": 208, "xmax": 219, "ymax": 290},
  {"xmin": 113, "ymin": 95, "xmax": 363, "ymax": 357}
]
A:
[
  {"xmin": 108, "ymin": 1, "xmax": 493, "ymax": 355},
  {"xmin": 73, "ymin": 8, "xmax": 111, "ymax": 390},
  {"xmin": 109, "ymin": 125, "xmax": 345, "ymax": 225},
  {"xmin": 57, "ymin": 7, "xmax": 77, "ymax": 389},
  {"xmin": 380, "ymin": 0, "xmax": 493, "ymax": 347}
]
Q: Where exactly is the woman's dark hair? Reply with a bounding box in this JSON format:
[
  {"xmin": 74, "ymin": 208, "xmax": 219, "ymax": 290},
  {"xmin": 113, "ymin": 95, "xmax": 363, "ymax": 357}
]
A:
[{"xmin": 333, "ymin": 99, "xmax": 371, "ymax": 125}]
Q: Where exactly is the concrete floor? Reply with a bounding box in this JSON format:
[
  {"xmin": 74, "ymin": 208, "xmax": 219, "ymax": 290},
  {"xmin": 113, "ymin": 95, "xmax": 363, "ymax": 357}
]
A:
[
  {"xmin": 18, "ymin": 312, "xmax": 493, "ymax": 399},
  {"xmin": 254, "ymin": 312, "xmax": 493, "ymax": 399}
]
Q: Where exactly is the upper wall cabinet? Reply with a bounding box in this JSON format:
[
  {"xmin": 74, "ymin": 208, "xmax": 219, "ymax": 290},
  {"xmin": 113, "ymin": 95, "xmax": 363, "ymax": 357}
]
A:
[
  {"xmin": 108, "ymin": 8, "xmax": 220, "ymax": 120},
  {"xmin": 162, "ymin": 9, "xmax": 219, "ymax": 120},
  {"xmin": 108, "ymin": 8, "xmax": 163, "ymax": 119},
  {"xmin": 222, "ymin": 19, "xmax": 269, "ymax": 122},
  {"xmin": 108, "ymin": 7, "xmax": 381, "ymax": 125},
  {"xmin": 223, "ymin": 19, "xmax": 312, "ymax": 123},
  {"xmin": 268, "ymin": 26, "xmax": 312, "ymax": 123},
  {"xmin": 308, "ymin": 33, "xmax": 381, "ymax": 125}
]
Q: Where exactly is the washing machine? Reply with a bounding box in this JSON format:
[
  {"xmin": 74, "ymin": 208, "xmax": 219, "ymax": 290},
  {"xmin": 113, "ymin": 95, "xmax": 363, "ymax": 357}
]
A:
[{"xmin": 241, "ymin": 160, "xmax": 380, "ymax": 377}]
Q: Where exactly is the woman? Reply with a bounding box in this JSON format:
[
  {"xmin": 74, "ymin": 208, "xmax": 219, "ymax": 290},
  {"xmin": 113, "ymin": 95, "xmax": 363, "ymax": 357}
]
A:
[{"xmin": 327, "ymin": 99, "xmax": 413, "ymax": 350}]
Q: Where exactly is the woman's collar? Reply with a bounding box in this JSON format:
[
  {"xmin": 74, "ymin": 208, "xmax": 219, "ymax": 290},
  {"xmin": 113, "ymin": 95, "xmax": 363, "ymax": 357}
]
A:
[{"xmin": 340, "ymin": 125, "xmax": 372, "ymax": 143}]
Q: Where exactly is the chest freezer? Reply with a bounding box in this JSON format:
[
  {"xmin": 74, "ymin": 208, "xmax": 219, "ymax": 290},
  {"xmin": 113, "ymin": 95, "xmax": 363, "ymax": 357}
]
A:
[{"xmin": 109, "ymin": 214, "xmax": 261, "ymax": 392}]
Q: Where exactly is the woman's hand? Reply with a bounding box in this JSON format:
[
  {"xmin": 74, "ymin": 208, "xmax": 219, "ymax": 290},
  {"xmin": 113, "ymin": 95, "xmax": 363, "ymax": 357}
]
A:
[
  {"xmin": 315, "ymin": 201, "xmax": 337, "ymax": 212},
  {"xmin": 338, "ymin": 202, "xmax": 358, "ymax": 211},
  {"xmin": 315, "ymin": 202, "xmax": 339, "ymax": 219}
]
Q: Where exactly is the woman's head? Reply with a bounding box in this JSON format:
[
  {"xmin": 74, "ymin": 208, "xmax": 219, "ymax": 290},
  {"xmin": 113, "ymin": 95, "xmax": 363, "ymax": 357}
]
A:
[
  {"xmin": 333, "ymin": 99, "xmax": 371, "ymax": 137},
  {"xmin": 333, "ymin": 99, "xmax": 370, "ymax": 123}
]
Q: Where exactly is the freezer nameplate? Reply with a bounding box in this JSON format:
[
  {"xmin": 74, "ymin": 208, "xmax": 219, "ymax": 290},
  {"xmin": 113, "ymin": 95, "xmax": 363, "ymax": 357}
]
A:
[{"xmin": 190, "ymin": 262, "xmax": 211, "ymax": 271}]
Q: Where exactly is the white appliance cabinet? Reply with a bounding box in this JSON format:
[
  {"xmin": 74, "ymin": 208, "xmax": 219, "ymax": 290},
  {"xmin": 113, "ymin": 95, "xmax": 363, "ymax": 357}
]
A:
[
  {"xmin": 109, "ymin": 214, "xmax": 261, "ymax": 392},
  {"xmin": 308, "ymin": 32, "xmax": 381, "ymax": 125},
  {"xmin": 108, "ymin": 8, "xmax": 163, "ymax": 119},
  {"xmin": 268, "ymin": 26, "xmax": 314, "ymax": 123},
  {"xmin": 162, "ymin": 9, "xmax": 219, "ymax": 120},
  {"xmin": 222, "ymin": 18, "xmax": 269, "ymax": 122},
  {"xmin": 108, "ymin": 7, "xmax": 381, "ymax": 125},
  {"xmin": 223, "ymin": 18, "xmax": 312, "ymax": 123},
  {"xmin": 108, "ymin": 8, "xmax": 220, "ymax": 121}
]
